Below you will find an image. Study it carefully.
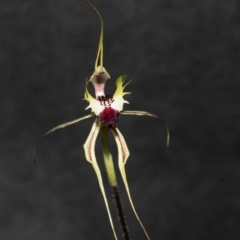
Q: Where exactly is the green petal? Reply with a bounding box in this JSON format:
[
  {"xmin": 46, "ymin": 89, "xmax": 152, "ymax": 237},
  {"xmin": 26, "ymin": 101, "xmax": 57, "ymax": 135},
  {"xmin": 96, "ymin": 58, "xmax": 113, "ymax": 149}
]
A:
[
  {"xmin": 111, "ymin": 127, "xmax": 150, "ymax": 240},
  {"xmin": 83, "ymin": 120, "xmax": 118, "ymax": 240},
  {"xmin": 33, "ymin": 113, "xmax": 94, "ymax": 163},
  {"xmin": 121, "ymin": 110, "xmax": 170, "ymax": 147}
]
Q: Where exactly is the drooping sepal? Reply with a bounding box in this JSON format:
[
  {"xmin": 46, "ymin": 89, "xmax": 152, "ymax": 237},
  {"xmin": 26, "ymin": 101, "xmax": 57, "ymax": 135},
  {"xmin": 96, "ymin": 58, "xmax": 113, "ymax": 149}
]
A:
[
  {"xmin": 83, "ymin": 120, "xmax": 118, "ymax": 240},
  {"xmin": 111, "ymin": 127, "xmax": 150, "ymax": 240}
]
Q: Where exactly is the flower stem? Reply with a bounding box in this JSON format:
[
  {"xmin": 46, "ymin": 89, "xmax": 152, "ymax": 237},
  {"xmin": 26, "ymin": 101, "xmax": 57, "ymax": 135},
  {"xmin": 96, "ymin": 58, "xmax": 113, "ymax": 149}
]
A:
[
  {"xmin": 112, "ymin": 185, "xmax": 131, "ymax": 240},
  {"xmin": 101, "ymin": 127, "xmax": 131, "ymax": 240}
]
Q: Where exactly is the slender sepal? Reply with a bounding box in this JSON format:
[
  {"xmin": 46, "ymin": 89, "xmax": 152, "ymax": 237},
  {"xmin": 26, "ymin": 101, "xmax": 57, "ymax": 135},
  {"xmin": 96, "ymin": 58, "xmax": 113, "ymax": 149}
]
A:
[
  {"xmin": 83, "ymin": 0, "xmax": 110, "ymax": 97},
  {"xmin": 83, "ymin": 120, "xmax": 118, "ymax": 240},
  {"xmin": 83, "ymin": 0, "xmax": 104, "ymax": 69},
  {"xmin": 111, "ymin": 127, "xmax": 150, "ymax": 240}
]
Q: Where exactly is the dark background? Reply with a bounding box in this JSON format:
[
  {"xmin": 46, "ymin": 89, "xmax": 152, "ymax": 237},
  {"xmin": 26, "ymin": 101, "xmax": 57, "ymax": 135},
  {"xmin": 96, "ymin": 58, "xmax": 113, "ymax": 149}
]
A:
[{"xmin": 0, "ymin": 0, "xmax": 239, "ymax": 239}]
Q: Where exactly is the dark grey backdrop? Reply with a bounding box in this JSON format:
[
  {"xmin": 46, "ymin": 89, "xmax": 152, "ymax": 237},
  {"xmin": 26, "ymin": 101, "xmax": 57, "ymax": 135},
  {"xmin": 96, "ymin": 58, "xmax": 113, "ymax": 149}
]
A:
[{"xmin": 0, "ymin": 0, "xmax": 239, "ymax": 239}]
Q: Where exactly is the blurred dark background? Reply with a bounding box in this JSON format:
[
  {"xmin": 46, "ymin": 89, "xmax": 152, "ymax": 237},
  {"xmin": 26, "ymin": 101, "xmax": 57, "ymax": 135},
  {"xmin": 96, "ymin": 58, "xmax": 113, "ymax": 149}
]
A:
[{"xmin": 0, "ymin": 0, "xmax": 239, "ymax": 239}]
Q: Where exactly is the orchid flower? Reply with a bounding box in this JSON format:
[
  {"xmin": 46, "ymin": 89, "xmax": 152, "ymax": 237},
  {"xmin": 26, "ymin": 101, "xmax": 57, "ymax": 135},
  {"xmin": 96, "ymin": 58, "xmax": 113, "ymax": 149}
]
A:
[{"xmin": 34, "ymin": 1, "xmax": 169, "ymax": 239}]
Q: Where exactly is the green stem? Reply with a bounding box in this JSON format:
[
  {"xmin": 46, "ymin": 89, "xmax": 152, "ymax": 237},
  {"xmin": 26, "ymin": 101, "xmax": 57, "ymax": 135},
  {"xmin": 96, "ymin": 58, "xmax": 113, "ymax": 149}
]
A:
[
  {"xmin": 101, "ymin": 127, "xmax": 117, "ymax": 186},
  {"xmin": 101, "ymin": 127, "xmax": 131, "ymax": 240}
]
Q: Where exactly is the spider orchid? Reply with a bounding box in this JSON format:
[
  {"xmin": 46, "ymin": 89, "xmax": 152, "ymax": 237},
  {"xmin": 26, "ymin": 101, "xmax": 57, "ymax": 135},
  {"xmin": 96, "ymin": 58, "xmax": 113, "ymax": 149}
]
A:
[{"xmin": 34, "ymin": 1, "xmax": 169, "ymax": 239}]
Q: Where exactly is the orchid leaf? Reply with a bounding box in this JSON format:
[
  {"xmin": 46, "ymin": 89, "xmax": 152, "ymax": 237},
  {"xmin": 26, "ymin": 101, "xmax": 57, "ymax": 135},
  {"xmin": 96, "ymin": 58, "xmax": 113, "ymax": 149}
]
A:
[
  {"xmin": 111, "ymin": 127, "xmax": 150, "ymax": 240},
  {"xmin": 121, "ymin": 110, "xmax": 170, "ymax": 146},
  {"xmin": 83, "ymin": 119, "xmax": 118, "ymax": 240}
]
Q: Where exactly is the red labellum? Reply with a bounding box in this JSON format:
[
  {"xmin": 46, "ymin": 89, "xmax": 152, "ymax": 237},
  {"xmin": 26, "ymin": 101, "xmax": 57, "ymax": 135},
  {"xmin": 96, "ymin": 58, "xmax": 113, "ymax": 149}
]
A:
[{"xmin": 98, "ymin": 107, "xmax": 119, "ymax": 129}]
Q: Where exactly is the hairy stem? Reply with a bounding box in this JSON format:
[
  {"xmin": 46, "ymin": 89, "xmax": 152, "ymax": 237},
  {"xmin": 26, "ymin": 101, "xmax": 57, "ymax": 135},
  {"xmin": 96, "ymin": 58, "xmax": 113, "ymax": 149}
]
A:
[
  {"xmin": 112, "ymin": 185, "xmax": 131, "ymax": 240},
  {"xmin": 101, "ymin": 127, "xmax": 131, "ymax": 240}
]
